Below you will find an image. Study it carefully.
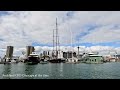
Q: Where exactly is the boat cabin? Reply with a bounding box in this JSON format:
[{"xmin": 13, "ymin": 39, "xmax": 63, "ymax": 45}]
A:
[{"xmin": 83, "ymin": 55, "xmax": 104, "ymax": 64}]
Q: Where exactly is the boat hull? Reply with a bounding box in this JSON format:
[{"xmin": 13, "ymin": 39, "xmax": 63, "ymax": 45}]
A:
[
  {"xmin": 40, "ymin": 61, "xmax": 48, "ymax": 64},
  {"xmin": 26, "ymin": 61, "xmax": 39, "ymax": 65},
  {"xmin": 48, "ymin": 59, "xmax": 65, "ymax": 63},
  {"xmin": 24, "ymin": 58, "xmax": 40, "ymax": 65}
]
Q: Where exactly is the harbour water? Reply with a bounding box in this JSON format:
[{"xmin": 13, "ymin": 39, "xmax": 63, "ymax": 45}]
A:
[{"xmin": 0, "ymin": 62, "xmax": 120, "ymax": 79}]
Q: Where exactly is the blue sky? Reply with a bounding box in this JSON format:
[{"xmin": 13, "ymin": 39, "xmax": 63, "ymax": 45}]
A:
[
  {"xmin": 1, "ymin": 11, "xmax": 120, "ymax": 55},
  {"xmin": 0, "ymin": 11, "xmax": 10, "ymax": 16}
]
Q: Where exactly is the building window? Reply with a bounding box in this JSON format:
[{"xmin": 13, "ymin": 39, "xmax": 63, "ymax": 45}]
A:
[{"xmin": 95, "ymin": 59, "xmax": 96, "ymax": 62}]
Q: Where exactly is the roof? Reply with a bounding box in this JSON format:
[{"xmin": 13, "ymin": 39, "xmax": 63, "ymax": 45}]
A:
[
  {"xmin": 29, "ymin": 54, "xmax": 38, "ymax": 56},
  {"xmin": 28, "ymin": 56, "xmax": 39, "ymax": 57},
  {"xmin": 88, "ymin": 52, "xmax": 95, "ymax": 54},
  {"xmin": 89, "ymin": 55, "xmax": 102, "ymax": 57}
]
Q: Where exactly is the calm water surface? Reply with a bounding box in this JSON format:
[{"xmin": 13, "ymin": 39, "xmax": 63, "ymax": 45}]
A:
[{"xmin": 0, "ymin": 62, "xmax": 120, "ymax": 79}]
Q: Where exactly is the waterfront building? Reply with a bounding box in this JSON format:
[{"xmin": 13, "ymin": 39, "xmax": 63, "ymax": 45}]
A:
[
  {"xmin": 77, "ymin": 53, "xmax": 84, "ymax": 61},
  {"xmin": 104, "ymin": 55, "xmax": 117, "ymax": 62},
  {"xmin": 6, "ymin": 46, "xmax": 14, "ymax": 61},
  {"xmin": 63, "ymin": 51, "xmax": 76, "ymax": 59},
  {"xmin": 26, "ymin": 46, "xmax": 35, "ymax": 57},
  {"xmin": 115, "ymin": 55, "xmax": 120, "ymax": 61}
]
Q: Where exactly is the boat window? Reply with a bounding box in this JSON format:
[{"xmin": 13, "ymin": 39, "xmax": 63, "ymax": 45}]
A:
[{"xmin": 95, "ymin": 59, "xmax": 96, "ymax": 62}]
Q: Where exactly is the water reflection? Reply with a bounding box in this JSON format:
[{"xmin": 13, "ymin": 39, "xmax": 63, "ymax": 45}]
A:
[
  {"xmin": 49, "ymin": 63, "xmax": 64, "ymax": 79},
  {"xmin": 60, "ymin": 63, "xmax": 63, "ymax": 77},
  {"xmin": 24, "ymin": 64, "xmax": 37, "ymax": 79},
  {"xmin": 1, "ymin": 62, "xmax": 120, "ymax": 79},
  {"xmin": 2, "ymin": 64, "xmax": 12, "ymax": 79},
  {"xmin": 49, "ymin": 64, "xmax": 59, "ymax": 79}
]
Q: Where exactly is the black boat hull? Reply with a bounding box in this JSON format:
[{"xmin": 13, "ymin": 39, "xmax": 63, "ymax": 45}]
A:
[{"xmin": 24, "ymin": 58, "xmax": 40, "ymax": 65}]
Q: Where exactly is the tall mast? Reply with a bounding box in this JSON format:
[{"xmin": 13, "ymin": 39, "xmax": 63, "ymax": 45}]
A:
[
  {"xmin": 56, "ymin": 18, "xmax": 58, "ymax": 59},
  {"xmin": 58, "ymin": 25, "xmax": 60, "ymax": 54},
  {"xmin": 53, "ymin": 29, "xmax": 55, "ymax": 57},
  {"xmin": 58, "ymin": 36, "xmax": 60, "ymax": 54}
]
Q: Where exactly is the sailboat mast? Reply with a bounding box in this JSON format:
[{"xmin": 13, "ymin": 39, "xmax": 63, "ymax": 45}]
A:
[
  {"xmin": 58, "ymin": 25, "xmax": 60, "ymax": 54},
  {"xmin": 56, "ymin": 18, "xmax": 58, "ymax": 59},
  {"xmin": 53, "ymin": 29, "xmax": 55, "ymax": 57}
]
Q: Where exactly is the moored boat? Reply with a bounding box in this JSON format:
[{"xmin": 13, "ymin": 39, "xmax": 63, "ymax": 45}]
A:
[
  {"xmin": 82, "ymin": 53, "xmax": 104, "ymax": 64},
  {"xmin": 40, "ymin": 59, "xmax": 48, "ymax": 64},
  {"xmin": 26, "ymin": 52, "xmax": 40, "ymax": 65}
]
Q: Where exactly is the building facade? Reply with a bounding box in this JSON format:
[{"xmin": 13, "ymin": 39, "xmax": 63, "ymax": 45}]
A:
[
  {"xmin": 26, "ymin": 46, "xmax": 35, "ymax": 57},
  {"xmin": 6, "ymin": 46, "xmax": 14, "ymax": 60}
]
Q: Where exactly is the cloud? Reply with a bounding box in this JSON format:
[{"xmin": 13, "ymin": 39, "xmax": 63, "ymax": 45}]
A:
[
  {"xmin": 0, "ymin": 11, "xmax": 70, "ymax": 48},
  {"xmin": 1, "ymin": 11, "xmax": 120, "ymax": 47},
  {"xmin": 80, "ymin": 25, "xmax": 120, "ymax": 43},
  {"xmin": 1, "ymin": 11, "xmax": 120, "ymax": 56}
]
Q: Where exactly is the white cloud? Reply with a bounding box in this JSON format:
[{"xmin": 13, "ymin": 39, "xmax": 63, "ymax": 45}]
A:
[
  {"xmin": 1, "ymin": 11, "xmax": 120, "ymax": 56},
  {"xmin": 1, "ymin": 11, "xmax": 120, "ymax": 47},
  {"xmin": 0, "ymin": 11, "xmax": 70, "ymax": 48},
  {"xmin": 80, "ymin": 25, "xmax": 120, "ymax": 43}
]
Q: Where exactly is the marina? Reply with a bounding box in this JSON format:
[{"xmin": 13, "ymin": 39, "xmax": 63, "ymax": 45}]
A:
[
  {"xmin": 1, "ymin": 45, "xmax": 119, "ymax": 65},
  {"xmin": 0, "ymin": 17, "xmax": 120, "ymax": 65},
  {"xmin": 0, "ymin": 15, "xmax": 120, "ymax": 79}
]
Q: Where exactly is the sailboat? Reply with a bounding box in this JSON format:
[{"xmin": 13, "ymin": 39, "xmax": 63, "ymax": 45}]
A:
[{"xmin": 49, "ymin": 18, "xmax": 65, "ymax": 63}]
